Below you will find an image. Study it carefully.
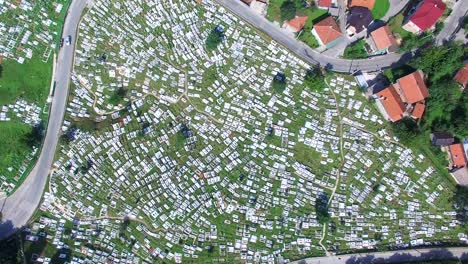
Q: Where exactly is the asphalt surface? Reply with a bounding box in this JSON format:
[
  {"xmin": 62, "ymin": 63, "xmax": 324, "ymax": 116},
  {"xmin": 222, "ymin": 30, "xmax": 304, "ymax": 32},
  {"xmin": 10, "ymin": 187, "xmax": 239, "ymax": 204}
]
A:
[
  {"xmin": 0, "ymin": 0, "xmax": 89, "ymax": 239},
  {"xmin": 289, "ymin": 247, "xmax": 468, "ymax": 264},
  {"xmin": 216, "ymin": 0, "xmax": 412, "ymax": 73},
  {"xmin": 435, "ymin": 0, "xmax": 468, "ymax": 45}
]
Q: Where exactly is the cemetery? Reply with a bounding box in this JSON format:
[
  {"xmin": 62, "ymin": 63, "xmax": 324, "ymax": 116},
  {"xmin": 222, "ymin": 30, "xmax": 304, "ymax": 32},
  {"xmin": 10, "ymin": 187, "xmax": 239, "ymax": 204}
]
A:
[
  {"xmin": 0, "ymin": 0, "xmax": 70, "ymax": 196},
  {"xmin": 16, "ymin": 0, "xmax": 466, "ymax": 263}
]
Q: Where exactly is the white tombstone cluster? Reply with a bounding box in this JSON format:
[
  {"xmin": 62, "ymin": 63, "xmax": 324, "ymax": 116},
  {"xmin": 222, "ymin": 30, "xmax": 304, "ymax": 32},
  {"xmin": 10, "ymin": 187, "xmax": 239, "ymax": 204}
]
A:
[
  {"xmin": 0, "ymin": 99, "xmax": 41, "ymax": 124},
  {"xmin": 22, "ymin": 0, "xmax": 466, "ymax": 263},
  {"xmin": 0, "ymin": 0, "xmax": 65, "ymax": 63}
]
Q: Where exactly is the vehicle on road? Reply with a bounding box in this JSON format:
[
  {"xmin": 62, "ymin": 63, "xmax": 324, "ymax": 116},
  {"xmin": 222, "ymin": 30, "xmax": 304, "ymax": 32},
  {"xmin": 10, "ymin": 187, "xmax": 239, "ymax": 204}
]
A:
[{"xmin": 65, "ymin": 35, "xmax": 72, "ymax": 46}]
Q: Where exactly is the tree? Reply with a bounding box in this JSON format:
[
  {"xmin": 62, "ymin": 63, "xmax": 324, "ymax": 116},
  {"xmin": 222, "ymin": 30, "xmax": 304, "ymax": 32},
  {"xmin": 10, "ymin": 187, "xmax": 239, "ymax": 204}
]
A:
[
  {"xmin": 205, "ymin": 26, "xmax": 224, "ymax": 50},
  {"xmin": 304, "ymin": 66, "xmax": 325, "ymax": 91},
  {"xmin": 272, "ymin": 73, "xmax": 286, "ymax": 93},
  {"xmin": 0, "ymin": 64, "xmax": 3, "ymax": 78},
  {"xmin": 23, "ymin": 121, "xmax": 45, "ymax": 148},
  {"xmin": 109, "ymin": 85, "xmax": 127, "ymax": 105},
  {"xmin": 399, "ymin": 32, "xmax": 432, "ymax": 53},
  {"xmin": 343, "ymin": 39, "xmax": 368, "ymax": 59},
  {"xmin": 280, "ymin": 1, "xmax": 296, "ymax": 22},
  {"xmin": 0, "ymin": 235, "xmax": 22, "ymax": 264},
  {"xmin": 392, "ymin": 117, "xmax": 419, "ymax": 144},
  {"xmin": 315, "ymin": 191, "xmax": 330, "ymax": 224},
  {"xmin": 410, "ymin": 44, "xmax": 464, "ymax": 82}
]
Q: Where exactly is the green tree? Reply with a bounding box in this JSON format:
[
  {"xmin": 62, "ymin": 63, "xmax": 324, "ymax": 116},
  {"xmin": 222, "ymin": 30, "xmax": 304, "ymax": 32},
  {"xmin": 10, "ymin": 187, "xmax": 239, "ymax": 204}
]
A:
[
  {"xmin": 410, "ymin": 44, "xmax": 464, "ymax": 82},
  {"xmin": 109, "ymin": 85, "xmax": 127, "ymax": 105},
  {"xmin": 343, "ymin": 39, "xmax": 368, "ymax": 59},
  {"xmin": 205, "ymin": 27, "xmax": 224, "ymax": 50},
  {"xmin": 315, "ymin": 192, "xmax": 330, "ymax": 224},
  {"xmin": 392, "ymin": 117, "xmax": 419, "ymax": 144},
  {"xmin": 272, "ymin": 73, "xmax": 287, "ymax": 93},
  {"xmin": 399, "ymin": 32, "xmax": 432, "ymax": 53},
  {"xmin": 0, "ymin": 64, "xmax": 3, "ymax": 78},
  {"xmin": 304, "ymin": 66, "xmax": 325, "ymax": 91},
  {"xmin": 280, "ymin": 1, "xmax": 296, "ymax": 22},
  {"xmin": 22, "ymin": 121, "xmax": 45, "ymax": 148}
]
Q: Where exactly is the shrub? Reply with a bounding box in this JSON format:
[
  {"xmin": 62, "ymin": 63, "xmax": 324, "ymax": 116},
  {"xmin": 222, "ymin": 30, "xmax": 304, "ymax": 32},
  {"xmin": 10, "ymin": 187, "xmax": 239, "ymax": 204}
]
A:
[{"xmin": 280, "ymin": 1, "xmax": 296, "ymax": 22}]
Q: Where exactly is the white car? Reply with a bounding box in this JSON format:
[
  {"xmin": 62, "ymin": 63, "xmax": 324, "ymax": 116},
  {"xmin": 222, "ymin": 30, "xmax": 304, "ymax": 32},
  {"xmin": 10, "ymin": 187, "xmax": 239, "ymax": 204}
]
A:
[{"xmin": 65, "ymin": 35, "xmax": 72, "ymax": 46}]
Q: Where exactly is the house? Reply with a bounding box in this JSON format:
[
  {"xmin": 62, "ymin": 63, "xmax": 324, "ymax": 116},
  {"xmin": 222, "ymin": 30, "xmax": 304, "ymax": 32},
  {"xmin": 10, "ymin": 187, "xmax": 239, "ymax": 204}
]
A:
[
  {"xmin": 394, "ymin": 70, "xmax": 429, "ymax": 104},
  {"xmin": 284, "ymin": 16, "xmax": 309, "ymax": 33},
  {"xmin": 346, "ymin": 7, "xmax": 373, "ymax": 36},
  {"xmin": 453, "ymin": 63, "xmax": 468, "ymax": 89},
  {"xmin": 449, "ymin": 144, "xmax": 467, "ymax": 169},
  {"xmin": 451, "ymin": 167, "xmax": 468, "ymax": 187},
  {"xmin": 348, "ymin": 0, "xmax": 375, "ymax": 9},
  {"xmin": 374, "ymin": 85, "xmax": 405, "ymax": 122},
  {"xmin": 430, "ymin": 132, "xmax": 454, "ymax": 146},
  {"xmin": 411, "ymin": 102, "xmax": 425, "ymax": 119},
  {"xmin": 311, "ymin": 16, "xmax": 343, "ymax": 48},
  {"xmin": 317, "ymin": 0, "xmax": 337, "ymax": 8},
  {"xmin": 374, "ymin": 71, "xmax": 429, "ymax": 122},
  {"xmin": 240, "ymin": 0, "xmax": 267, "ymax": 15},
  {"xmin": 370, "ymin": 25, "xmax": 398, "ymax": 54},
  {"xmin": 402, "ymin": 0, "xmax": 446, "ymax": 34}
]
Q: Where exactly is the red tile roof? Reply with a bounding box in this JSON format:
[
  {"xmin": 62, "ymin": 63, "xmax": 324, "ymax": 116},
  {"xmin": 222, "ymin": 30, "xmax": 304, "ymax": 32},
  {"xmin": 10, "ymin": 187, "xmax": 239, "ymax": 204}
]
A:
[
  {"xmin": 396, "ymin": 71, "xmax": 429, "ymax": 104},
  {"xmin": 454, "ymin": 64, "xmax": 468, "ymax": 88},
  {"xmin": 376, "ymin": 85, "xmax": 405, "ymax": 122},
  {"xmin": 450, "ymin": 144, "xmax": 467, "ymax": 168},
  {"xmin": 313, "ymin": 16, "xmax": 342, "ymax": 45},
  {"xmin": 411, "ymin": 102, "xmax": 425, "ymax": 119},
  {"xmin": 409, "ymin": 0, "xmax": 446, "ymax": 31},
  {"xmin": 285, "ymin": 16, "xmax": 309, "ymax": 32},
  {"xmin": 349, "ymin": 0, "xmax": 375, "ymax": 9},
  {"xmin": 371, "ymin": 26, "xmax": 398, "ymax": 51},
  {"xmin": 318, "ymin": 0, "xmax": 332, "ymax": 8}
]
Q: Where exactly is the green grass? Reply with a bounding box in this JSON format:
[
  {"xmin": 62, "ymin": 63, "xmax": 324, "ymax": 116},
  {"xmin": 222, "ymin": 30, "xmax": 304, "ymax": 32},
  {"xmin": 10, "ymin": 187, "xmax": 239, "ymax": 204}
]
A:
[
  {"xmin": 371, "ymin": 0, "xmax": 390, "ymax": 20},
  {"xmin": 0, "ymin": 122, "xmax": 33, "ymax": 176},
  {"xmin": 298, "ymin": 8, "xmax": 328, "ymax": 48},
  {"xmin": 170, "ymin": 131, "xmax": 187, "ymax": 151},
  {"xmin": 266, "ymin": 0, "xmax": 327, "ymax": 24},
  {"xmin": 343, "ymin": 39, "xmax": 368, "ymax": 59},
  {"xmin": 0, "ymin": 57, "xmax": 52, "ymax": 106},
  {"xmin": 387, "ymin": 13, "xmax": 411, "ymax": 39}
]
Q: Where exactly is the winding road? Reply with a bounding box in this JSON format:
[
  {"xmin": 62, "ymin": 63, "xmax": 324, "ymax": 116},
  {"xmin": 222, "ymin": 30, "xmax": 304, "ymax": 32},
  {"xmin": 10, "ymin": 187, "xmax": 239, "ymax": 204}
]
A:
[
  {"xmin": 216, "ymin": 0, "xmax": 413, "ymax": 73},
  {"xmin": 0, "ymin": 0, "xmax": 89, "ymax": 239}
]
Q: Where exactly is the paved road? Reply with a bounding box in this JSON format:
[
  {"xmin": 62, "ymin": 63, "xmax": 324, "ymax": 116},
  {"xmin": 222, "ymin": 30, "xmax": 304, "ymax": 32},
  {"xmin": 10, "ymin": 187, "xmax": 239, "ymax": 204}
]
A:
[
  {"xmin": 435, "ymin": 0, "xmax": 468, "ymax": 45},
  {"xmin": 289, "ymin": 247, "xmax": 468, "ymax": 264},
  {"xmin": 0, "ymin": 0, "xmax": 89, "ymax": 239},
  {"xmin": 216, "ymin": 0, "xmax": 412, "ymax": 73}
]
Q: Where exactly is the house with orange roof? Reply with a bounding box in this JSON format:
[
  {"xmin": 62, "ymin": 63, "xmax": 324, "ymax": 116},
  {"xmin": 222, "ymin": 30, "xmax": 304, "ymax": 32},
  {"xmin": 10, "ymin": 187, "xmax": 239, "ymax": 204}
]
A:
[
  {"xmin": 284, "ymin": 16, "xmax": 309, "ymax": 33},
  {"xmin": 374, "ymin": 85, "xmax": 405, "ymax": 122},
  {"xmin": 369, "ymin": 25, "xmax": 398, "ymax": 54},
  {"xmin": 394, "ymin": 70, "xmax": 429, "ymax": 104},
  {"xmin": 373, "ymin": 70, "xmax": 430, "ymax": 122},
  {"xmin": 411, "ymin": 102, "xmax": 425, "ymax": 119},
  {"xmin": 453, "ymin": 63, "xmax": 468, "ymax": 89},
  {"xmin": 348, "ymin": 0, "xmax": 375, "ymax": 9},
  {"xmin": 311, "ymin": 16, "xmax": 343, "ymax": 49},
  {"xmin": 449, "ymin": 144, "xmax": 467, "ymax": 169}
]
